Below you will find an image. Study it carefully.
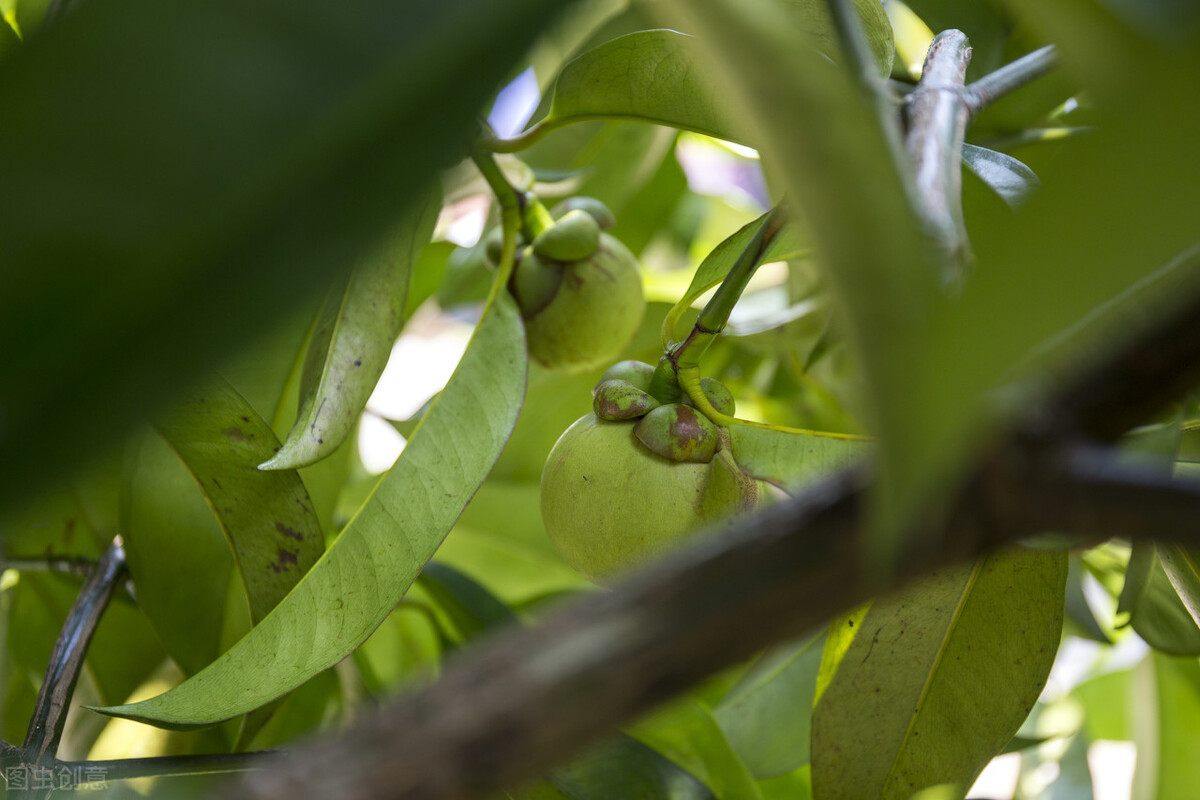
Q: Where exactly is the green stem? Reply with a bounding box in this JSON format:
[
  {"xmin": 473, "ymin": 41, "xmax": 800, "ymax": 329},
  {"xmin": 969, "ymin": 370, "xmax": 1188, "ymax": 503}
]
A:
[
  {"xmin": 672, "ymin": 206, "xmax": 786, "ymax": 372},
  {"xmin": 469, "ymin": 142, "xmax": 552, "ymax": 240}
]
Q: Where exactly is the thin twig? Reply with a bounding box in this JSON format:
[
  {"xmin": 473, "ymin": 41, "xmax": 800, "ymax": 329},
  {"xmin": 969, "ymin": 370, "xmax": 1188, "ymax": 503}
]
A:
[
  {"xmin": 21, "ymin": 539, "xmax": 127, "ymax": 765},
  {"xmin": 0, "ymin": 555, "xmax": 97, "ymax": 580},
  {"xmin": 963, "ymin": 45, "xmax": 1059, "ymax": 118}
]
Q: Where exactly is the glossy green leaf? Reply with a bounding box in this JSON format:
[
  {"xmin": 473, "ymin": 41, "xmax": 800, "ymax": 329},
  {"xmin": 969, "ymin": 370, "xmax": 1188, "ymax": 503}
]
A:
[
  {"xmin": 811, "ymin": 548, "xmax": 1067, "ymax": 799},
  {"xmin": 1118, "ymin": 540, "xmax": 1200, "ymax": 655},
  {"xmin": 94, "ymin": 291, "xmax": 527, "ymax": 728},
  {"xmin": 1131, "ymin": 652, "xmax": 1200, "ymax": 800},
  {"xmin": 0, "ymin": 0, "xmax": 564, "ymax": 515},
  {"xmin": 960, "ymin": 143, "xmax": 1041, "ymax": 208},
  {"xmin": 121, "ymin": 431, "xmax": 240, "ymax": 678},
  {"xmin": 1157, "ymin": 543, "xmax": 1200, "ymax": 628},
  {"xmin": 714, "ymin": 633, "xmax": 825, "ymax": 778},
  {"xmin": 665, "ymin": 213, "xmax": 809, "ymax": 344},
  {"xmin": 515, "ymin": 0, "xmax": 893, "ymax": 150},
  {"xmin": 539, "ymin": 30, "xmax": 741, "ymax": 143},
  {"xmin": 728, "ymin": 425, "xmax": 867, "ymax": 493},
  {"xmin": 630, "ymin": 698, "xmax": 762, "ymax": 800},
  {"xmin": 262, "ymin": 189, "xmax": 441, "ymax": 470},
  {"xmin": 155, "ymin": 378, "xmax": 324, "ymax": 622}
]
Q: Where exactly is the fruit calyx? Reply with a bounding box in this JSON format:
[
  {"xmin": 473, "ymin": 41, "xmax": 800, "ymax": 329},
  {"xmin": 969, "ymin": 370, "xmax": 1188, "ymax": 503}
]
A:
[{"xmin": 591, "ymin": 360, "xmax": 738, "ymax": 464}]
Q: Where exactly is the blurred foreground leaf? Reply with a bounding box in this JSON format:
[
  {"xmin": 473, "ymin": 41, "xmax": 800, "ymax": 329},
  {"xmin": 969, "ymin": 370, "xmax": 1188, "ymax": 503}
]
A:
[{"xmin": 0, "ymin": 0, "xmax": 562, "ymax": 511}]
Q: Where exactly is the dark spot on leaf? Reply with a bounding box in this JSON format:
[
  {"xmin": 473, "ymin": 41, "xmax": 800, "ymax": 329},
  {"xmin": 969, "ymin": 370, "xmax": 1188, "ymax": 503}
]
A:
[
  {"xmin": 269, "ymin": 548, "xmax": 299, "ymax": 573},
  {"xmin": 848, "ymin": 619, "xmax": 854, "ymax": 627},
  {"xmin": 354, "ymin": 359, "xmax": 362, "ymax": 367},
  {"xmin": 317, "ymin": 438, "xmax": 324, "ymax": 444},
  {"xmin": 240, "ymin": 416, "xmax": 250, "ymax": 422},
  {"xmin": 275, "ymin": 522, "xmax": 304, "ymax": 541},
  {"xmin": 222, "ymin": 427, "xmax": 249, "ymax": 442},
  {"xmin": 212, "ymin": 477, "xmax": 223, "ymax": 490}
]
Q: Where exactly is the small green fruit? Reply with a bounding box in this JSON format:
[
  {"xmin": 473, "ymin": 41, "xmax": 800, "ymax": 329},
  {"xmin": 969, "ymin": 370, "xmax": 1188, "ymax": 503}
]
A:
[
  {"xmin": 593, "ymin": 379, "xmax": 659, "ymax": 421},
  {"xmin": 634, "ymin": 403, "xmax": 718, "ymax": 463},
  {"xmin": 540, "ymin": 413, "xmax": 760, "ymax": 580},
  {"xmin": 598, "ymin": 360, "xmax": 655, "ymax": 393},
  {"xmin": 550, "ymin": 196, "xmax": 617, "ymax": 230},
  {"xmin": 533, "ymin": 209, "xmax": 601, "ymax": 262},
  {"xmin": 514, "ymin": 233, "xmax": 645, "ymax": 373}
]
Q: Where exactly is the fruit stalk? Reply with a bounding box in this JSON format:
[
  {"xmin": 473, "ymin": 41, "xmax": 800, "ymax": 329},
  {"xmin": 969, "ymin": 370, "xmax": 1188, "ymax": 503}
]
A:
[
  {"xmin": 670, "ymin": 204, "xmax": 787, "ymax": 376},
  {"xmin": 470, "ymin": 135, "xmax": 552, "ymax": 240}
]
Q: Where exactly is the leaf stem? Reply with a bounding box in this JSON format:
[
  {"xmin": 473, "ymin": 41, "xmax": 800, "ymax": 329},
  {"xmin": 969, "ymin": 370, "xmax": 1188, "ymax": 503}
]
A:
[
  {"xmin": 22, "ymin": 539, "xmax": 127, "ymax": 765},
  {"xmin": 962, "ymin": 45, "xmax": 1058, "ymax": 118}
]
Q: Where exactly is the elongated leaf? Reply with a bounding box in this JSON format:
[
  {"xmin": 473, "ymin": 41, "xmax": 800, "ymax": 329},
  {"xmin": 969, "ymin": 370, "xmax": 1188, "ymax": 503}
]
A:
[
  {"xmin": 961, "ymin": 143, "xmax": 1041, "ymax": 208},
  {"xmin": 728, "ymin": 425, "xmax": 867, "ymax": 492},
  {"xmin": 714, "ymin": 633, "xmax": 825, "ymax": 779},
  {"xmin": 155, "ymin": 379, "xmax": 324, "ymax": 622},
  {"xmin": 1157, "ymin": 543, "xmax": 1200, "ymax": 628},
  {"xmin": 1131, "ymin": 652, "xmax": 1200, "ymax": 800},
  {"xmin": 1118, "ymin": 540, "xmax": 1200, "ymax": 655},
  {"xmin": 121, "ymin": 431, "xmax": 239, "ymax": 677},
  {"xmin": 811, "ymin": 548, "xmax": 1067, "ymax": 799},
  {"xmin": 630, "ymin": 698, "xmax": 762, "ymax": 800},
  {"xmin": 263, "ymin": 190, "xmax": 441, "ymax": 470},
  {"xmin": 0, "ymin": 0, "xmax": 564, "ymax": 515},
  {"xmin": 94, "ymin": 292, "xmax": 527, "ymax": 728}
]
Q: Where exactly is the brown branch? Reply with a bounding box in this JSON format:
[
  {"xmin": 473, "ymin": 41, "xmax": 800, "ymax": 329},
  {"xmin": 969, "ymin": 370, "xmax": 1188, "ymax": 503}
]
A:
[{"xmin": 235, "ymin": 452, "xmax": 1200, "ymax": 799}]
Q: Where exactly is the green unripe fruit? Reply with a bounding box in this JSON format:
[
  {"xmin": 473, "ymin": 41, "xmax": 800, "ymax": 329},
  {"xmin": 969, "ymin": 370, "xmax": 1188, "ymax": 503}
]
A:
[
  {"xmin": 598, "ymin": 360, "xmax": 655, "ymax": 393},
  {"xmin": 510, "ymin": 246, "xmax": 561, "ymax": 315},
  {"xmin": 532, "ymin": 209, "xmax": 601, "ymax": 262},
  {"xmin": 634, "ymin": 403, "xmax": 719, "ymax": 463},
  {"xmin": 593, "ymin": 379, "xmax": 660, "ymax": 421},
  {"xmin": 514, "ymin": 233, "xmax": 645, "ymax": 373},
  {"xmin": 540, "ymin": 414, "xmax": 760, "ymax": 580},
  {"xmin": 550, "ymin": 196, "xmax": 617, "ymax": 230}
]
